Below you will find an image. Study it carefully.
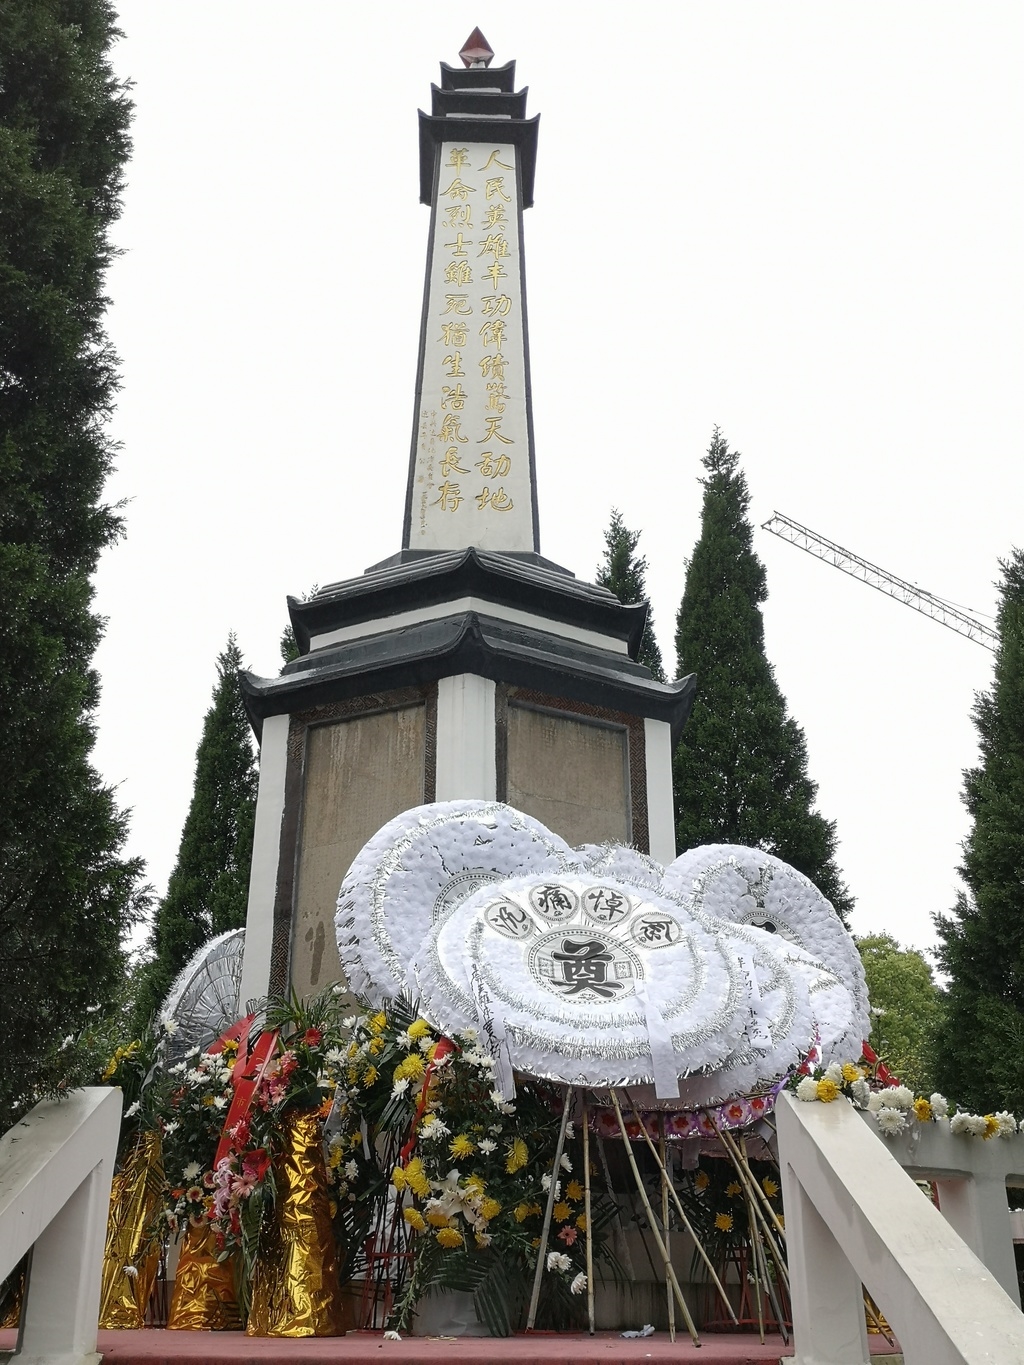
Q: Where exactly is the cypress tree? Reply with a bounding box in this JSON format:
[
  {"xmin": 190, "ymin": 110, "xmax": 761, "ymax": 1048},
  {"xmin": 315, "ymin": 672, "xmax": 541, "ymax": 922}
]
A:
[
  {"xmin": 673, "ymin": 429, "xmax": 853, "ymax": 922},
  {"xmin": 134, "ymin": 638, "xmax": 258, "ymax": 1024},
  {"xmin": 933, "ymin": 550, "xmax": 1024, "ymax": 1111},
  {"xmin": 595, "ymin": 509, "xmax": 666, "ymax": 681},
  {"xmin": 0, "ymin": 1, "xmax": 147, "ymax": 1125}
]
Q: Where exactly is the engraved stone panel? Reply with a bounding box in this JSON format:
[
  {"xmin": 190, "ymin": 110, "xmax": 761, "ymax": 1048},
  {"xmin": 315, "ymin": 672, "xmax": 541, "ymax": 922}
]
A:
[
  {"xmin": 291, "ymin": 706, "xmax": 426, "ymax": 997},
  {"xmin": 506, "ymin": 704, "xmax": 630, "ymax": 847}
]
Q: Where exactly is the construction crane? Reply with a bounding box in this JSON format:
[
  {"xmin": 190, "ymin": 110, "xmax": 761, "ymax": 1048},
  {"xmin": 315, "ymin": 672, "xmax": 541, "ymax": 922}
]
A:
[{"xmin": 761, "ymin": 512, "xmax": 998, "ymax": 652}]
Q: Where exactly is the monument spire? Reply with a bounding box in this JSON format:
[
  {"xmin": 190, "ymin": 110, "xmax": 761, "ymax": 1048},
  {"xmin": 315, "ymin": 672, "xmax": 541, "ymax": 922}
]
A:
[{"xmin": 403, "ymin": 38, "xmax": 540, "ymax": 557}]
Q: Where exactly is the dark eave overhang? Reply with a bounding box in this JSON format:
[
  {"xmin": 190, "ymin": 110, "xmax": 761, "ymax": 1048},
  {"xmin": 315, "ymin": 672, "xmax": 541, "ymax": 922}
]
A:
[
  {"xmin": 242, "ymin": 612, "xmax": 695, "ymax": 745},
  {"xmin": 289, "ymin": 547, "xmax": 649, "ymax": 658},
  {"xmin": 430, "ymin": 85, "xmax": 528, "ymax": 120},
  {"xmin": 440, "ymin": 60, "xmax": 517, "ymax": 92}
]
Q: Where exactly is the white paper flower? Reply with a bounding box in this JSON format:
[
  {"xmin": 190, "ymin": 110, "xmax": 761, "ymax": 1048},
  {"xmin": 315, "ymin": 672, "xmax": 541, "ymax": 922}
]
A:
[
  {"xmin": 850, "ymin": 1080, "xmax": 871, "ymax": 1109},
  {"xmin": 796, "ymin": 1076, "xmax": 820, "ymax": 1102},
  {"xmin": 875, "ymin": 1107, "xmax": 907, "ymax": 1137},
  {"xmin": 546, "ymin": 1252, "xmax": 571, "ymax": 1273},
  {"xmin": 163, "ymin": 1019, "xmax": 179, "ymax": 1035},
  {"xmin": 383, "ymin": 1330, "xmax": 402, "ymax": 1341},
  {"xmin": 123, "ymin": 1265, "xmax": 139, "ymax": 1278},
  {"xmin": 570, "ymin": 1272, "xmax": 588, "ymax": 1295},
  {"xmin": 930, "ymin": 1093, "xmax": 949, "ymax": 1119}
]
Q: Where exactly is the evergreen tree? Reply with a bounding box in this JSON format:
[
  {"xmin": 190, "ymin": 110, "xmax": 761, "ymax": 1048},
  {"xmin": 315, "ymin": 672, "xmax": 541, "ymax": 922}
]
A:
[
  {"xmin": 133, "ymin": 638, "xmax": 258, "ymax": 1024},
  {"xmin": 595, "ymin": 509, "xmax": 666, "ymax": 681},
  {"xmin": 0, "ymin": 1, "xmax": 148, "ymax": 1125},
  {"xmin": 673, "ymin": 429, "xmax": 853, "ymax": 922},
  {"xmin": 856, "ymin": 934, "xmax": 942, "ymax": 1095},
  {"xmin": 933, "ymin": 550, "xmax": 1024, "ymax": 1111}
]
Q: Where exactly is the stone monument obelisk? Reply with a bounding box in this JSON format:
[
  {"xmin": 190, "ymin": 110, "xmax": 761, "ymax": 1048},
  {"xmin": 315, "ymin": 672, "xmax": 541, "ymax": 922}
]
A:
[{"xmin": 238, "ymin": 33, "xmax": 695, "ymax": 1007}]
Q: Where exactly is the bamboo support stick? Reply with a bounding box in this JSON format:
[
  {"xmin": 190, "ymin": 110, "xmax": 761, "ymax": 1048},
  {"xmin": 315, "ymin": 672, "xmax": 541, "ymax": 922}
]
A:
[
  {"xmin": 608, "ymin": 1091, "xmax": 701, "ymax": 1348},
  {"xmin": 622, "ymin": 1094, "xmax": 737, "ymax": 1323},
  {"xmin": 726, "ymin": 1124, "xmax": 788, "ymax": 1247},
  {"xmin": 742, "ymin": 1139, "xmax": 788, "ymax": 1346},
  {"xmin": 706, "ymin": 1115, "xmax": 789, "ymax": 1283},
  {"xmin": 659, "ymin": 1118, "xmax": 675, "ymax": 1344},
  {"xmin": 526, "ymin": 1086, "xmax": 573, "ymax": 1331},
  {"xmin": 582, "ymin": 1093, "xmax": 595, "ymax": 1336}
]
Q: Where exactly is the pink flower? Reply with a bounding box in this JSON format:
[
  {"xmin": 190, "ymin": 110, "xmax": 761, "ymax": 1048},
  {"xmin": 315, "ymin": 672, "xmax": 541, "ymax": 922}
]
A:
[{"xmin": 557, "ymin": 1225, "xmax": 578, "ymax": 1245}]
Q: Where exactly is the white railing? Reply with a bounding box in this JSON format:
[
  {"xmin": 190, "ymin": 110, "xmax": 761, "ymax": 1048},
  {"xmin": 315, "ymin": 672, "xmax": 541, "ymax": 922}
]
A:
[
  {"xmin": 777, "ymin": 1092, "xmax": 1024, "ymax": 1365},
  {"xmin": 0, "ymin": 1087, "xmax": 121, "ymax": 1365}
]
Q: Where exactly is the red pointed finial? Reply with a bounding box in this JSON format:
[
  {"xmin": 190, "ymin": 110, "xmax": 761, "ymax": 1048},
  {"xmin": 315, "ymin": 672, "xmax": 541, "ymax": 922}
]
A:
[{"xmin": 459, "ymin": 27, "xmax": 494, "ymax": 68}]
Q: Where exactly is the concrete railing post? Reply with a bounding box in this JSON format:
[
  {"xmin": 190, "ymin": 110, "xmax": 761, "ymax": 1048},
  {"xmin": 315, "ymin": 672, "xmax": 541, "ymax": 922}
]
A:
[{"xmin": 781, "ymin": 1166, "xmax": 869, "ymax": 1365}]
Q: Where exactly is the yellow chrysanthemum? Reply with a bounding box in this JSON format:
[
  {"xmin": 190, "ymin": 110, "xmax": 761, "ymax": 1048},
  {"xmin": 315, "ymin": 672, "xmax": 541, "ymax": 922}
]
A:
[
  {"xmin": 369, "ymin": 1012, "xmax": 387, "ymax": 1034},
  {"xmin": 762, "ymin": 1178, "xmax": 779, "ymax": 1199},
  {"xmin": 391, "ymin": 1166, "xmax": 407, "ymax": 1191},
  {"xmin": 328, "ymin": 1145, "xmax": 343, "ymax": 1170},
  {"xmin": 725, "ymin": 1181, "xmax": 741, "ymax": 1199},
  {"xmin": 529, "ymin": 1203, "xmax": 542, "ymax": 1217},
  {"xmin": 984, "ymin": 1114, "xmax": 1000, "ymax": 1138},
  {"xmin": 363, "ymin": 1065, "xmax": 378, "ymax": 1086},
  {"xmin": 347, "ymin": 1041, "xmax": 360, "ymax": 1059},
  {"xmin": 553, "ymin": 1201, "xmax": 571, "ymax": 1222},
  {"xmin": 394, "ymin": 1053, "xmax": 426, "ymax": 1083},
  {"xmin": 436, "ymin": 1226, "xmax": 464, "ymax": 1248},
  {"xmin": 514, "ymin": 1203, "xmax": 531, "ymax": 1223},
  {"xmin": 913, "ymin": 1098, "xmax": 933, "ymax": 1123},
  {"xmin": 575, "ymin": 1213, "xmax": 588, "ymax": 1232},
  {"xmin": 695, "ymin": 1170, "xmax": 710, "ymax": 1191},
  {"xmin": 202, "ymin": 1094, "xmax": 216, "ymax": 1107},
  {"xmin": 426, "ymin": 1211, "xmax": 452, "ymax": 1228},
  {"xmin": 347, "ymin": 1066, "xmax": 359, "ymax": 1085},
  {"xmin": 404, "ymin": 1208, "xmax": 426, "ymax": 1233},
  {"xmin": 368, "ymin": 1036, "xmax": 384, "ymax": 1055},
  {"xmin": 408, "ymin": 1019, "xmax": 432, "ymax": 1040},
  {"xmin": 463, "ymin": 1175, "xmax": 485, "ymax": 1198},
  {"xmin": 505, "ymin": 1137, "xmax": 528, "ymax": 1173},
  {"xmin": 349, "ymin": 1132, "xmax": 362, "ymax": 1149},
  {"xmin": 816, "ymin": 1078, "xmax": 840, "ymax": 1103},
  {"xmin": 566, "ymin": 1180, "xmax": 584, "ymax": 1202},
  {"xmin": 404, "ymin": 1158, "xmax": 431, "ymax": 1198},
  {"xmin": 479, "ymin": 1196, "xmax": 501, "ymax": 1220},
  {"xmin": 842, "ymin": 1063, "xmax": 864, "ymax": 1084},
  {"xmin": 450, "ymin": 1134, "xmax": 475, "ymax": 1159},
  {"xmin": 714, "ymin": 1212, "xmax": 734, "ymax": 1232}
]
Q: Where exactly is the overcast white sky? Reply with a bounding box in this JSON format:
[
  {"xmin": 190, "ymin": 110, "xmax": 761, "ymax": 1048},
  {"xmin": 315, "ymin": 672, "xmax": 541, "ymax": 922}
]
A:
[{"xmin": 93, "ymin": 3, "xmax": 1022, "ymax": 961}]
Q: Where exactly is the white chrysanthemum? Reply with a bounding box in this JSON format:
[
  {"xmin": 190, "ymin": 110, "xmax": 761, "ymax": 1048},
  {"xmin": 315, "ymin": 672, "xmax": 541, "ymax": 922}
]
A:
[
  {"xmin": 875, "ymin": 1107, "xmax": 907, "ymax": 1137},
  {"xmin": 419, "ymin": 1119, "xmax": 450, "ymax": 1141},
  {"xmin": 163, "ymin": 1019, "xmax": 179, "ymax": 1035},
  {"xmin": 570, "ymin": 1272, "xmax": 588, "ymax": 1295},
  {"xmin": 992, "ymin": 1111, "xmax": 1016, "ymax": 1137},
  {"xmin": 123, "ymin": 1264, "xmax": 139, "ymax": 1278},
  {"xmin": 850, "ymin": 1080, "xmax": 871, "ymax": 1109},
  {"xmin": 930, "ymin": 1093, "xmax": 949, "ymax": 1119},
  {"xmin": 212, "ymin": 1095, "xmax": 227, "ymax": 1109},
  {"xmin": 969, "ymin": 1114, "xmax": 989, "ymax": 1137},
  {"xmin": 546, "ymin": 1252, "xmax": 571, "ymax": 1273},
  {"xmin": 477, "ymin": 1138, "xmax": 497, "ymax": 1154},
  {"xmin": 124, "ymin": 1100, "xmax": 141, "ymax": 1118},
  {"xmin": 874, "ymin": 1086, "xmax": 911, "ymax": 1112},
  {"xmin": 344, "ymin": 1160, "xmax": 359, "ymax": 1180},
  {"xmin": 489, "ymin": 1090, "xmax": 516, "ymax": 1115},
  {"xmin": 392, "ymin": 1078, "xmax": 411, "ymax": 1097},
  {"xmin": 867, "ymin": 1091, "xmax": 886, "ymax": 1114},
  {"xmin": 560, "ymin": 1153, "xmax": 573, "ymax": 1172},
  {"xmin": 950, "ymin": 1112, "xmax": 972, "ymax": 1136},
  {"xmin": 325, "ymin": 1047, "xmax": 345, "ymax": 1064},
  {"xmin": 183, "ymin": 1161, "xmax": 202, "ymax": 1180},
  {"xmin": 824, "ymin": 1063, "xmax": 844, "ymax": 1086},
  {"xmin": 796, "ymin": 1076, "xmax": 820, "ymax": 1102}
]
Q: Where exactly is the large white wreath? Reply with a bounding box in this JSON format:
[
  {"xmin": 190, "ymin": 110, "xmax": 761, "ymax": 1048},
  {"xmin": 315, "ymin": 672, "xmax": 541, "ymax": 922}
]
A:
[{"xmin": 334, "ymin": 800, "xmax": 579, "ymax": 1004}]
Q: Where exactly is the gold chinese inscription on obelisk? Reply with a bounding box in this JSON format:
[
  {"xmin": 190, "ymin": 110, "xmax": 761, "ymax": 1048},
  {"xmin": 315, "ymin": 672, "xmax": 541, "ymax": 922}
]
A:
[{"xmin": 413, "ymin": 142, "xmax": 534, "ymax": 552}]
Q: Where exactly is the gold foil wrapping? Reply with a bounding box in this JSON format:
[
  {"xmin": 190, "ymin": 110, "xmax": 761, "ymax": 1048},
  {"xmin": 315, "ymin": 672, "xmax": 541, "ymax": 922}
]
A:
[
  {"xmin": 99, "ymin": 1129, "xmax": 164, "ymax": 1329},
  {"xmin": 247, "ymin": 1109, "xmax": 348, "ymax": 1337},
  {"xmin": 167, "ymin": 1221, "xmax": 241, "ymax": 1331}
]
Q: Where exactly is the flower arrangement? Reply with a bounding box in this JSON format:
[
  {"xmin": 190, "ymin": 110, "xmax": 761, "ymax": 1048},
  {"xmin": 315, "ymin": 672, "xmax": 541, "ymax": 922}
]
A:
[
  {"xmin": 325, "ymin": 997, "xmax": 618, "ymax": 1335},
  {"xmin": 794, "ymin": 1059, "xmax": 1022, "ymax": 1140}
]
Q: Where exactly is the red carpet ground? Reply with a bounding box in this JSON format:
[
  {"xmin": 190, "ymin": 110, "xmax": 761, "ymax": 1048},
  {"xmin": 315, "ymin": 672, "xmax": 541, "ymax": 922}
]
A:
[{"xmin": 0, "ymin": 1327, "xmax": 902, "ymax": 1364}]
